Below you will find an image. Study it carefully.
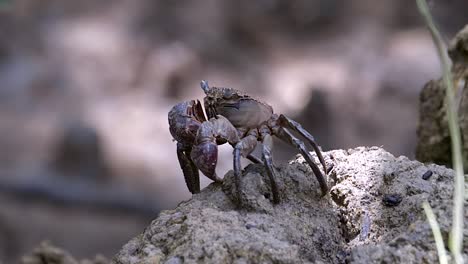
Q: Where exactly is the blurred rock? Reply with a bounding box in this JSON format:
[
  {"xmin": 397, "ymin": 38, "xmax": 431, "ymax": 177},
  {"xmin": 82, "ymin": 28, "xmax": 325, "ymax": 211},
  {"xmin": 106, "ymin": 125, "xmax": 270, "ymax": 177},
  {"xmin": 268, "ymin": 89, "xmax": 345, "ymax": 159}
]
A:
[
  {"xmin": 20, "ymin": 241, "xmax": 108, "ymax": 264},
  {"xmin": 51, "ymin": 121, "xmax": 110, "ymax": 181},
  {"xmin": 416, "ymin": 24, "xmax": 468, "ymax": 169},
  {"xmin": 113, "ymin": 147, "xmax": 467, "ymax": 263}
]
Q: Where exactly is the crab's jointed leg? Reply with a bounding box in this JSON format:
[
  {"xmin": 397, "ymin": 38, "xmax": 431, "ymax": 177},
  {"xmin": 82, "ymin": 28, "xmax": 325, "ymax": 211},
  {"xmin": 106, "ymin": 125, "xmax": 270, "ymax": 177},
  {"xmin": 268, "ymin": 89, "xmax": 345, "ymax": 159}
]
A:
[
  {"xmin": 176, "ymin": 143, "xmax": 200, "ymax": 194},
  {"xmin": 278, "ymin": 114, "xmax": 327, "ymax": 175},
  {"xmin": 233, "ymin": 130, "xmax": 258, "ymax": 206},
  {"xmin": 246, "ymin": 153, "xmax": 262, "ymax": 164},
  {"xmin": 260, "ymin": 132, "xmax": 280, "ymax": 204},
  {"xmin": 275, "ymin": 127, "xmax": 328, "ymax": 196}
]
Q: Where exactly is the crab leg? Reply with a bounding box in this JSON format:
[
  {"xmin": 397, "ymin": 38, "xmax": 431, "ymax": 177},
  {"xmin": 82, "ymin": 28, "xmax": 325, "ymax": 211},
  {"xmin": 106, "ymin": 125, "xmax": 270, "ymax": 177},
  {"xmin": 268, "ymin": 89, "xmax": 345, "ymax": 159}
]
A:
[
  {"xmin": 260, "ymin": 133, "xmax": 280, "ymax": 204},
  {"xmin": 233, "ymin": 130, "xmax": 258, "ymax": 206},
  {"xmin": 177, "ymin": 143, "xmax": 201, "ymax": 194},
  {"xmin": 246, "ymin": 154, "xmax": 262, "ymax": 164},
  {"xmin": 278, "ymin": 114, "xmax": 328, "ymax": 174},
  {"xmin": 276, "ymin": 127, "xmax": 328, "ymax": 195}
]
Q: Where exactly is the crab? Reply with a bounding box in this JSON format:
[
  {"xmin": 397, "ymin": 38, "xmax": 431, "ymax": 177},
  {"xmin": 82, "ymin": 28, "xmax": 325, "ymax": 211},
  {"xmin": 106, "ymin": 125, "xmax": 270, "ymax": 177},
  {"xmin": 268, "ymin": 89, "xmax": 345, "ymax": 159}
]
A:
[{"xmin": 168, "ymin": 80, "xmax": 328, "ymax": 205}]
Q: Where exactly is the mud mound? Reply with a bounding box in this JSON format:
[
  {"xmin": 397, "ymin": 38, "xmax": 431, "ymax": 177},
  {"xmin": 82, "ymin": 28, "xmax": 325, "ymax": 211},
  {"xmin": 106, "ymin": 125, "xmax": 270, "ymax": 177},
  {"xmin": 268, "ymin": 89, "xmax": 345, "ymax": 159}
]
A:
[
  {"xmin": 113, "ymin": 147, "xmax": 467, "ymax": 263},
  {"xmin": 416, "ymin": 24, "xmax": 468, "ymax": 169}
]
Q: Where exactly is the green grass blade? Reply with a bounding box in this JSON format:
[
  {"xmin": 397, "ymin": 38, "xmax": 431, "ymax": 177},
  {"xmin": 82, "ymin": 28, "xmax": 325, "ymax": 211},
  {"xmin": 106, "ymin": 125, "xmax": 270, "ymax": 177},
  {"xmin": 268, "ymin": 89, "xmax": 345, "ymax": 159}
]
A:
[
  {"xmin": 416, "ymin": 1, "xmax": 465, "ymax": 263},
  {"xmin": 423, "ymin": 202, "xmax": 449, "ymax": 264}
]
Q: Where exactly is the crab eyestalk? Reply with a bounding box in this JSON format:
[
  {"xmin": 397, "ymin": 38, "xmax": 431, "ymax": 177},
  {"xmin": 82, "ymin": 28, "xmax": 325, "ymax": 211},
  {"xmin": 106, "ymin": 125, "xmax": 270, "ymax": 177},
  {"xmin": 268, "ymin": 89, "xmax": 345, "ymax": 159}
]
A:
[
  {"xmin": 200, "ymin": 80, "xmax": 217, "ymax": 118},
  {"xmin": 191, "ymin": 139, "xmax": 219, "ymax": 182},
  {"xmin": 200, "ymin": 80, "xmax": 210, "ymax": 93}
]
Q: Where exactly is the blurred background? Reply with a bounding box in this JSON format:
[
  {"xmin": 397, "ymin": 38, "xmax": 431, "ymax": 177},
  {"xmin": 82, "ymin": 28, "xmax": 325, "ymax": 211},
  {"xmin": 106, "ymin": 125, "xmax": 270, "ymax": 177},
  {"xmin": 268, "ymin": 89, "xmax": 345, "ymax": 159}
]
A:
[{"xmin": 0, "ymin": 0, "xmax": 466, "ymax": 262}]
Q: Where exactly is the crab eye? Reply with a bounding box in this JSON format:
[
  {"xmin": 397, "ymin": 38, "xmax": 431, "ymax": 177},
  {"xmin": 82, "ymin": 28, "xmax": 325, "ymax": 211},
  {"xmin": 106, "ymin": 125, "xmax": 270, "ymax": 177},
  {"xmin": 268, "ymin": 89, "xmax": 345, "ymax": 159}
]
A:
[
  {"xmin": 224, "ymin": 90, "xmax": 233, "ymax": 99},
  {"xmin": 200, "ymin": 80, "xmax": 210, "ymax": 93}
]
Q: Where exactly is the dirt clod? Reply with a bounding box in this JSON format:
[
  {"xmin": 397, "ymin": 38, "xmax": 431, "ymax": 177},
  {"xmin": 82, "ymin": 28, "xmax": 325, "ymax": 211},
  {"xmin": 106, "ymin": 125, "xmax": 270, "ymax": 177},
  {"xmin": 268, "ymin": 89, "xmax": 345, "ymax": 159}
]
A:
[
  {"xmin": 112, "ymin": 147, "xmax": 468, "ymax": 264},
  {"xmin": 382, "ymin": 194, "xmax": 403, "ymax": 207},
  {"xmin": 422, "ymin": 170, "xmax": 433, "ymax": 180}
]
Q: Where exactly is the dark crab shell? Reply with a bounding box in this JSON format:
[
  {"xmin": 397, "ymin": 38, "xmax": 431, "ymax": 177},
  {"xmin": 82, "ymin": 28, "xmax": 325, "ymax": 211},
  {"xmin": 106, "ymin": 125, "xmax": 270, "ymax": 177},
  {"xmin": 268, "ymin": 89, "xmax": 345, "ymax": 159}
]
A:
[{"xmin": 203, "ymin": 86, "xmax": 274, "ymax": 129}]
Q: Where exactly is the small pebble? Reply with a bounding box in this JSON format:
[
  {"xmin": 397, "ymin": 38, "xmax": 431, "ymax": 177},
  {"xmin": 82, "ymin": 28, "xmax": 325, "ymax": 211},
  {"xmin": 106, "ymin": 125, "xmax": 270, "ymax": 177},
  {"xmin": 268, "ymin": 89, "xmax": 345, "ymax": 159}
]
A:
[
  {"xmin": 245, "ymin": 223, "xmax": 256, "ymax": 230},
  {"xmin": 422, "ymin": 170, "xmax": 433, "ymax": 180},
  {"xmin": 382, "ymin": 194, "xmax": 402, "ymax": 207}
]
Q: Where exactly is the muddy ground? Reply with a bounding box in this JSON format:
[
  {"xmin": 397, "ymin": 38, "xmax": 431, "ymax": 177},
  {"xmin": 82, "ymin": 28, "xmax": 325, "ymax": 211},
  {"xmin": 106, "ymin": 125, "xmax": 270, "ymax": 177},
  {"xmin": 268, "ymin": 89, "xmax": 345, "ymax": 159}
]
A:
[{"xmin": 111, "ymin": 147, "xmax": 467, "ymax": 263}]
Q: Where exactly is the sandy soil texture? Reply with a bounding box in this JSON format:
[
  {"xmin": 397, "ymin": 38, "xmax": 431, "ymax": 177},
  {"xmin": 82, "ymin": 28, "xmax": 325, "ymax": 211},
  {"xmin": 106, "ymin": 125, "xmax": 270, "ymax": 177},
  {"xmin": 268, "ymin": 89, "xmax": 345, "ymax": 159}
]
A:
[{"xmin": 112, "ymin": 147, "xmax": 467, "ymax": 263}]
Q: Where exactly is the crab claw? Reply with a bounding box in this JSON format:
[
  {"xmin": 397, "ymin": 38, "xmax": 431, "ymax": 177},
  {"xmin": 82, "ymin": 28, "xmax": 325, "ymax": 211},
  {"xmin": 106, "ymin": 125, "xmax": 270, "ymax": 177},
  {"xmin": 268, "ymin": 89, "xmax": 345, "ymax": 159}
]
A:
[{"xmin": 191, "ymin": 140, "xmax": 221, "ymax": 182}]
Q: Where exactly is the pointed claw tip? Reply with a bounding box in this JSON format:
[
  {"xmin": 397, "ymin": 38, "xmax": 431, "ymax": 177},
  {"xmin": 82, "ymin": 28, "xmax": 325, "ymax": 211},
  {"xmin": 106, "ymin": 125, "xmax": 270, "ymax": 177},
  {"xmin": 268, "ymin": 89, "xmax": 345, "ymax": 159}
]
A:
[
  {"xmin": 319, "ymin": 183, "xmax": 329, "ymax": 196},
  {"xmin": 213, "ymin": 173, "xmax": 223, "ymax": 183},
  {"xmin": 200, "ymin": 80, "xmax": 210, "ymax": 93},
  {"xmin": 191, "ymin": 140, "xmax": 218, "ymax": 180}
]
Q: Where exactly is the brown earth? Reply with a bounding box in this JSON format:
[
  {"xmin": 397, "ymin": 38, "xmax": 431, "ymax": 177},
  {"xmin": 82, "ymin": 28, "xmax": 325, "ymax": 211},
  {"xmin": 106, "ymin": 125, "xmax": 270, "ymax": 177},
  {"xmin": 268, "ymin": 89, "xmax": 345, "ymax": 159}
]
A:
[{"xmin": 111, "ymin": 147, "xmax": 467, "ymax": 263}]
